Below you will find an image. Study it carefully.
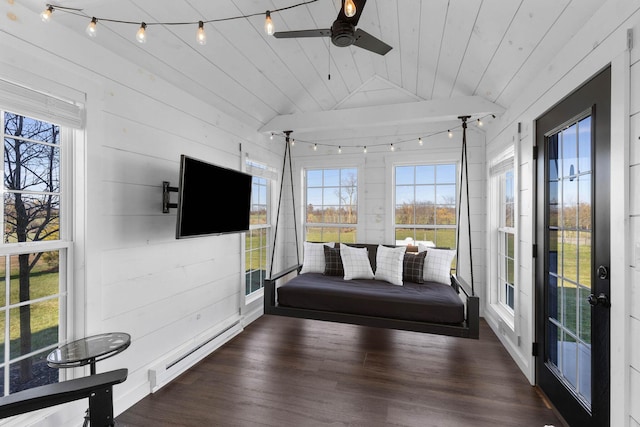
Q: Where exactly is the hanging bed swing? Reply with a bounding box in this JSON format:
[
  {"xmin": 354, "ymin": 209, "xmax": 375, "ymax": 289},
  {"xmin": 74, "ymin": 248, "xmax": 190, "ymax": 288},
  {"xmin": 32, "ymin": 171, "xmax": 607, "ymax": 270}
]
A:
[{"xmin": 263, "ymin": 117, "xmax": 479, "ymax": 339}]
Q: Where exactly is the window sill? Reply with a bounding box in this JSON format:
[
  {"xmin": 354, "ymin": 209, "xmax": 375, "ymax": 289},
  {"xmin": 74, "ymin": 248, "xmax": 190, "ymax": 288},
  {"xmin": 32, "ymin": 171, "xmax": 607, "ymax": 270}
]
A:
[
  {"xmin": 245, "ymin": 288, "xmax": 264, "ymax": 306},
  {"xmin": 489, "ymin": 302, "xmax": 515, "ymax": 332}
]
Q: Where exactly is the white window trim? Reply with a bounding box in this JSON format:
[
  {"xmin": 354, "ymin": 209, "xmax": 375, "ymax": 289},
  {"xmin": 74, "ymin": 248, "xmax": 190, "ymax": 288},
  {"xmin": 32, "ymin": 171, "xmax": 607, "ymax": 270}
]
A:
[
  {"xmin": 389, "ymin": 160, "xmax": 459, "ymax": 248},
  {"xmin": 242, "ymin": 156, "xmax": 274, "ymax": 302},
  {"xmin": 0, "ymin": 106, "xmax": 78, "ymax": 398},
  {"xmin": 302, "ymin": 166, "xmax": 361, "ymax": 243},
  {"xmin": 385, "ymin": 153, "xmax": 459, "ymax": 245},
  {"xmin": 488, "ymin": 146, "xmax": 517, "ymax": 330}
]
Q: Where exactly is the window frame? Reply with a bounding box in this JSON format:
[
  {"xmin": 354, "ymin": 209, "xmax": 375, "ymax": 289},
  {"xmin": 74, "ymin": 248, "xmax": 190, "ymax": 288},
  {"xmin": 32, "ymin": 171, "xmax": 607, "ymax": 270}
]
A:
[
  {"xmin": 0, "ymin": 109, "xmax": 73, "ymax": 397},
  {"xmin": 497, "ymin": 169, "xmax": 516, "ymax": 312},
  {"xmin": 392, "ymin": 162, "xmax": 458, "ymax": 248},
  {"xmin": 243, "ymin": 160, "xmax": 273, "ymax": 302},
  {"xmin": 488, "ymin": 147, "xmax": 517, "ymax": 326},
  {"xmin": 303, "ymin": 167, "xmax": 359, "ymax": 244}
]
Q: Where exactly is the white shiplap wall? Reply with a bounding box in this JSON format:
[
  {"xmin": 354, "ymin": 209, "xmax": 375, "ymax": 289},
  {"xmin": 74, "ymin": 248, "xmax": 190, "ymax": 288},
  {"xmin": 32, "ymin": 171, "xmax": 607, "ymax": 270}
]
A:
[
  {"xmin": 0, "ymin": 2, "xmax": 281, "ymax": 426},
  {"xmin": 485, "ymin": 2, "xmax": 640, "ymax": 426}
]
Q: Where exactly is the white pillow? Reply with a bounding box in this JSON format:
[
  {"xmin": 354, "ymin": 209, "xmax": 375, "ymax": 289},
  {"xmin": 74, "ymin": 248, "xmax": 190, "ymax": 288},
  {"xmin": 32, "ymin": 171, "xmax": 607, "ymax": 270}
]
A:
[
  {"xmin": 340, "ymin": 244, "xmax": 374, "ymax": 280},
  {"xmin": 300, "ymin": 242, "xmax": 335, "ymax": 274},
  {"xmin": 374, "ymin": 245, "xmax": 406, "ymax": 286},
  {"xmin": 417, "ymin": 242, "xmax": 436, "ymax": 253},
  {"xmin": 423, "ymin": 248, "xmax": 456, "ymax": 285}
]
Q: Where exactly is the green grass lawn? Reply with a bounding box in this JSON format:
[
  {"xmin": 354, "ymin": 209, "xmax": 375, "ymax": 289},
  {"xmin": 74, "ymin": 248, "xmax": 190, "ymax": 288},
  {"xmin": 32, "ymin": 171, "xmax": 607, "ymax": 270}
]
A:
[
  {"xmin": 1, "ymin": 258, "xmax": 60, "ymax": 358},
  {"xmin": 550, "ymin": 239, "xmax": 592, "ymax": 344}
]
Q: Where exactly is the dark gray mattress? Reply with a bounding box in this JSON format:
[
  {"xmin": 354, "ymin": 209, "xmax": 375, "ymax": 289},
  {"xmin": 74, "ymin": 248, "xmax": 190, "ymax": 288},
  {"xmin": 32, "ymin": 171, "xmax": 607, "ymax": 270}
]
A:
[{"xmin": 277, "ymin": 273, "xmax": 464, "ymax": 324}]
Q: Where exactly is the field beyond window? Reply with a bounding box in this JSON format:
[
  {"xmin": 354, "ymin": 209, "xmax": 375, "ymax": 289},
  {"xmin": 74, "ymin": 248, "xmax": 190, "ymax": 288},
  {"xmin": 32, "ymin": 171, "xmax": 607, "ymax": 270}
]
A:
[
  {"xmin": 305, "ymin": 168, "xmax": 357, "ymax": 243},
  {"xmin": 394, "ymin": 164, "xmax": 456, "ymax": 248}
]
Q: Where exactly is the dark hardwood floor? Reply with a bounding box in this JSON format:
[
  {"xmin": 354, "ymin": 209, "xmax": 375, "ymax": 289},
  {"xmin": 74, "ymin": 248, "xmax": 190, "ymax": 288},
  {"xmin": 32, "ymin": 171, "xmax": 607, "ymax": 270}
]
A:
[{"xmin": 116, "ymin": 316, "xmax": 566, "ymax": 427}]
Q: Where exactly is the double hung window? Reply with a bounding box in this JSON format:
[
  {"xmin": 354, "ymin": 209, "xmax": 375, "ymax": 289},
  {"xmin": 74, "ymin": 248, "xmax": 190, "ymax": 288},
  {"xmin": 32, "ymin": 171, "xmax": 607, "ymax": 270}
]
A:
[
  {"xmin": 245, "ymin": 161, "xmax": 272, "ymax": 296},
  {"xmin": 498, "ymin": 169, "xmax": 516, "ymax": 310},
  {"xmin": 394, "ymin": 164, "xmax": 457, "ymax": 247},
  {"xmin": 1, "ymin": 110, "xmax": 69, "ymax": 395},
  {"xmin": 490, "ymin": 148, "xmax": 516, "ymax": 313},
  {"xmin": 304, "ymin": 168, "xmax": 357, "ymax": 243}
]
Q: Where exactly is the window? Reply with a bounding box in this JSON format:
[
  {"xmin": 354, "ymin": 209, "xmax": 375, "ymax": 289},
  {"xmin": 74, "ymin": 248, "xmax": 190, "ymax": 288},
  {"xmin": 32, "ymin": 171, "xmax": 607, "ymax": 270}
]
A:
[
  {"xmin": 394, "ymin": 164, "xmax": 457, "ymax": 247},
  {"xmin": 1, "ymin": 111, "xmax": 69, "ymax": 395},
  {"xmin": 489, "ymin": 147, "xmax": 516, "ymax": 315},
  {"xmin": 498, "ymin": 169, "xmax": 515, "ymax": 310},
  {"xmin": 304, "ymin": 168, "xmax": 357, "ymax": 243},
  {"xmin": 245, "ymin": 162, "xmax": 271, "ymax": 296}
]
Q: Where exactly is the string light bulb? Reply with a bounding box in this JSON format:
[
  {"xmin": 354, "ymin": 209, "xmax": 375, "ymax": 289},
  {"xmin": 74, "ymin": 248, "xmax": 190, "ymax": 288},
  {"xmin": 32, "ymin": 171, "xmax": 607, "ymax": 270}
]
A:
[
  {"xmin": 338, "ymin": 146, "xmax": 342, "ymax": 154},
  {"xmin": 390, "ymin": 143, "xmax": 395, "ymax": 151},
  {"xmin": 290, "ymin": 138, "xmax": 295, "ymax": 146},
  {"xmin": 264, "ymin": 11, "xmax": 274, "ymax": 35},
  {"xmin": 344, "ymin": 0, "xmax": 357, "ymax": 18},
  {"xmin": 418, "ymin": 137, "xmax": 423, "ymax": 146},
  {"xmin": 196, "ymin": 21, "xmax": 206, "ymax": 45},
  {"xmin": 270, "ymin": 133, "xmax": 274, "ymax": 140},
  {"xmin": 363, "ymin": 146, "xmax": 367, "ymax": 154},
  {"xmin": 136, "ymin": 22, "xmax": 147, "ymax": 44},
  {"xmin": 41, "ymin": 6, "xmax": 53, "ymax": 22},
  {"xmin": 313, "ymin": 143, "xmax": 318, "ymax": 151},
  {"xmin": 448, "ymin": 130, "xmax": 453, "ymax": 139},
  {"xmin": 86, "ymin": 17, "xmax": 98, "ymax": 37},
  {"xmin": 477, "ymin": 118, "xmax": 483, "ymax": 127}
]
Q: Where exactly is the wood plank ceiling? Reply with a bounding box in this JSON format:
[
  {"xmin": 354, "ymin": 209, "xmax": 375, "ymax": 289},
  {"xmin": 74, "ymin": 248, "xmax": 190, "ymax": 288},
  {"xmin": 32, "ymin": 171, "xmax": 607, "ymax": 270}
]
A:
[{"xmin": 19, "ymin": 0, "xmax": 606, "ymax": 144}]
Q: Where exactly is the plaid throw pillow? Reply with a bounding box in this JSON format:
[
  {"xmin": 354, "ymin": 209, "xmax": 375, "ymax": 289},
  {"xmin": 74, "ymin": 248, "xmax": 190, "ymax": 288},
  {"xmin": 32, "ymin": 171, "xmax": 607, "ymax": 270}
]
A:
[
  {"xmin": 323, "ymin": 246, "xmax": 344, "ymax": 276},
  {"xmin": 375, "ymin": 245, "xmax": 406, "ymax": 286},
  {"xmin": 300, "ymin": 241, "xmax": 335, "ymax": 274},
  {"xmin": 340, "ymin": 243, "xmax": 374, "ymax": 280},
  {"xmin": 403, "ymin": 251, "xmax": 427, "ymax": 284},
  {"xmin": 423, "ymin": 248, "xmax": 456, "ymax": 284}
]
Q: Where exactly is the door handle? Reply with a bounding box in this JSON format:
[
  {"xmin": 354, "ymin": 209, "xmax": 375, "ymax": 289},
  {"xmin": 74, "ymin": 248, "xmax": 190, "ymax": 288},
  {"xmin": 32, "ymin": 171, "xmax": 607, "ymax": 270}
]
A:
[{"xmin": 587, "ymin": 293, "xmax": 610, "ymax": 308}]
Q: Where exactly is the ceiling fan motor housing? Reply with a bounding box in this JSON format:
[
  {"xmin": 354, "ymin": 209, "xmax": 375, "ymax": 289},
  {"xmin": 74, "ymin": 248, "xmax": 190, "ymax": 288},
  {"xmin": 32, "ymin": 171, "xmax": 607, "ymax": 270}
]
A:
[{"xmin": 331, "ymin": 21, "xmax": 356, "ymax": 47}]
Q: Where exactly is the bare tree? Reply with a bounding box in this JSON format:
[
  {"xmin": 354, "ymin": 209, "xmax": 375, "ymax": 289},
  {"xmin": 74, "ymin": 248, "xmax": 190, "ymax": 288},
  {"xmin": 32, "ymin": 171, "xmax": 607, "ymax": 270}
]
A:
[
  {"xmin": 4, "ymin": 113, "xmax": 60, "ymax": 382},
  {"xmin": 336, "ymin": 172, "xmax": 357, "ymax": 223}
]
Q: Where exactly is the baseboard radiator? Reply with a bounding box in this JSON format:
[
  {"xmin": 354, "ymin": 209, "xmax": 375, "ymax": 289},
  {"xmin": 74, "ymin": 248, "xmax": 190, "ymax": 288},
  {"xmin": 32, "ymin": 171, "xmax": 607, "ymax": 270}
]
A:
[{"xmin": 149, "ymin": 316, "xmax": 243, "ymax": 393}]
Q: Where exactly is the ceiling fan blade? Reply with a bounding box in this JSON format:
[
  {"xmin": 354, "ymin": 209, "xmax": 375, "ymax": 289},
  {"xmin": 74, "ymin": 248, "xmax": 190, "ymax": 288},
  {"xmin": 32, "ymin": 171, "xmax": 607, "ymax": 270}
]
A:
[
  {"xmin": 337, "ymin": 0, "xmax": 367, "ymax": 26},
  {"xmin": 273, "ymin": 29, "xmax": 331, "ymax": 39},
  {"xmin": 353, "ymin": 28, "xmax": 392, "ymax": 55}
]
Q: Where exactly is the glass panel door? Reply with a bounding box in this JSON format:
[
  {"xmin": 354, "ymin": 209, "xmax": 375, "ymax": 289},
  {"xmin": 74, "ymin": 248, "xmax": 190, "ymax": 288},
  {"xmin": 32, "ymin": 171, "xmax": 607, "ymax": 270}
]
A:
[
  {"xmin": 535, "ymin": 66, "xmax": 610, "ymax": 427},
  {"xmin": 546, "ymin": 116, "xmax": 593, "ymax": 406}
]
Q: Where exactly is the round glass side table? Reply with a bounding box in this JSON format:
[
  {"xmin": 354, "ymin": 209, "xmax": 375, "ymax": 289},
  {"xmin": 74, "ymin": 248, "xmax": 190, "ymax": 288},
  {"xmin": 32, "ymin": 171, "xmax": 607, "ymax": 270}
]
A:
[{"xmin": 47, "ymin": 332, "xmax": 131, "ymax": 375}]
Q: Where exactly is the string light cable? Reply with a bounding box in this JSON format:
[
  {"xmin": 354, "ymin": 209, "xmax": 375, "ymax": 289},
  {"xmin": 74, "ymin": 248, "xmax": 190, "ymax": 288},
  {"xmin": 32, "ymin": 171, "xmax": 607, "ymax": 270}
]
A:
[
  {"xmin": 269, "ymin": 113, "xmax": 497, "ymax": 153},
  {"xmin": 41, "ymin": 0, "xmax": 319, "ymax": 40}
]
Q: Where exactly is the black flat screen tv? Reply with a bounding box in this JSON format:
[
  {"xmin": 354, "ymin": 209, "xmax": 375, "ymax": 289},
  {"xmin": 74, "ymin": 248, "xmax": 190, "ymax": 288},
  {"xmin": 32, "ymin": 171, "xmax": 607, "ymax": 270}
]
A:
[{"xmin": 176, "ymin": 155, "xmax": 252, "ymax": 238}]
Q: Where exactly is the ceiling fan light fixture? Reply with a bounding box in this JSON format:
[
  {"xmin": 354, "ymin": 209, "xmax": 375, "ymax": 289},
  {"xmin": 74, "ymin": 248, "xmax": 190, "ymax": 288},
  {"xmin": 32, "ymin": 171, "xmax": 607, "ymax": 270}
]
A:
[
  {"xmin": 197, "ymin": 21, "xmax": 206, "ymax": 45},
  {"xmin": 344, "ymin": 0, "xmax": 357, "ymax": 18},
  {"xmin": 265, "ymin": 11, "xmax": 274, "ymax": 36},
  {"xmin": 136, "ymin": 22, "xmax": 147, "ymax": 44},
  {"xmin": 86, "ymin": 17, "xmax": 98, "ymax": 37}
]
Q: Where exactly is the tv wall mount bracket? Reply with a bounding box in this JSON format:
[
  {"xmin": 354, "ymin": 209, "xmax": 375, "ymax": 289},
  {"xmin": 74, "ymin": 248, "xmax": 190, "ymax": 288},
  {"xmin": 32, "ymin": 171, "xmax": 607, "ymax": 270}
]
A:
[{"xmin": 162, "ymin": 181, "xmax": 178, "ymax": 213}]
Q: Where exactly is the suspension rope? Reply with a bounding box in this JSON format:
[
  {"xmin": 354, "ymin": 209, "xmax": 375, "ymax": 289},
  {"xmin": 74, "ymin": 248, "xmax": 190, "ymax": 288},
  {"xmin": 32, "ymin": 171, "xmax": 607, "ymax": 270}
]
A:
[
  {"xmin": 269, "ymin": 131, "xmax": 300, "ymax": 277},
  {"xmin": 455, "ymin": 116, "xmax": 475, "ymax": 295}
]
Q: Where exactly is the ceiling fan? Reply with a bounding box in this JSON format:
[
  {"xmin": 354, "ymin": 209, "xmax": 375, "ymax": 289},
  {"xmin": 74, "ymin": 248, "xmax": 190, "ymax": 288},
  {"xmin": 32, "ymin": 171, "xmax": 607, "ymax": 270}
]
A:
[{"xmin": 272, "ymin": 0, "xmax": 392, "ymax": 56}]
